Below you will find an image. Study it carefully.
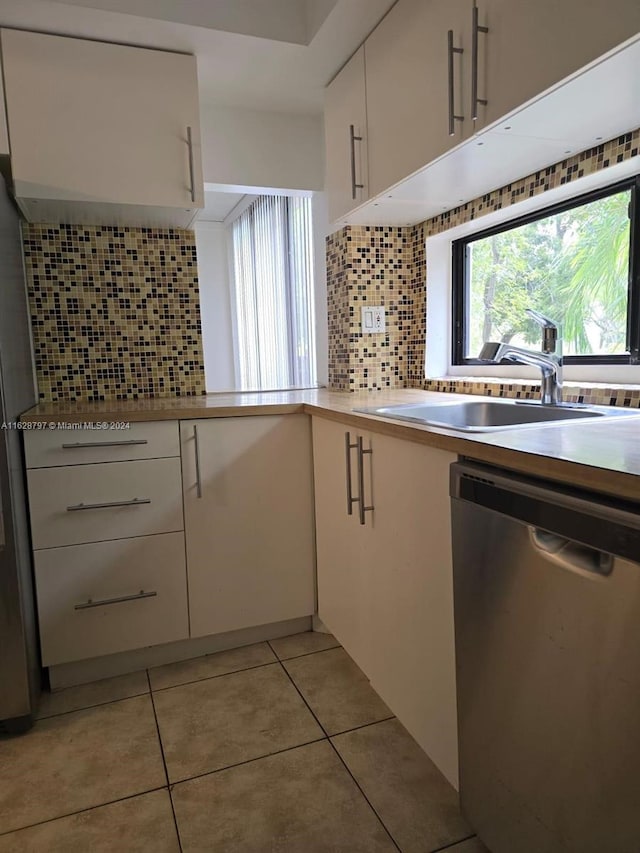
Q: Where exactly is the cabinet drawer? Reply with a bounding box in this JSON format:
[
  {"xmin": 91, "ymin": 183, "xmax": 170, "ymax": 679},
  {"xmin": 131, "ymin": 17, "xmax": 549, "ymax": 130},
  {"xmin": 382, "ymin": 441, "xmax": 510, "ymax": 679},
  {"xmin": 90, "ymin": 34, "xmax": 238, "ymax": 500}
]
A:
[
  {"xmin": 28, "ymin": 457, "xmax": 183, "ymax": 549},
  {"xmin": 24, "ymin": 420, "xmax": 179, "ymax": 468},
  {"xmin": 35, "ymin": 532, "xmax": 189, "ymax": 665}
]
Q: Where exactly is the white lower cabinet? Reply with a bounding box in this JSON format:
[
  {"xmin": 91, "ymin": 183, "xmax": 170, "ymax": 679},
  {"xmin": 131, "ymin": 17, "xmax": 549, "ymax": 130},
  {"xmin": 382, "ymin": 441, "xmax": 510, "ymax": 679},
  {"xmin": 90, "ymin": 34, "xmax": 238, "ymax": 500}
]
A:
[
  {"xmin": 25, "ymin": 421, "xmax": 187, "ymax": 667},
  {"xmin": 35, "ymin": 532, "xmax": 188, "ymax": 666},
  {"xmin": 312, "ymin": 416, "xmax": 459, "ymax": 787},
  {"xmin": 180, "ymin": 415, "xmax": 316, "ymax": 638},
  {"xmin": 26, "ymin": 414, "xmax": 317, "ymax": 669},
  {"xmin": 313, "ymin": 420, "xmax": 376, "ymax": 675},
  {"xmin": 366, "ymin": 430, "xmax": 459, "ymax": 788}
]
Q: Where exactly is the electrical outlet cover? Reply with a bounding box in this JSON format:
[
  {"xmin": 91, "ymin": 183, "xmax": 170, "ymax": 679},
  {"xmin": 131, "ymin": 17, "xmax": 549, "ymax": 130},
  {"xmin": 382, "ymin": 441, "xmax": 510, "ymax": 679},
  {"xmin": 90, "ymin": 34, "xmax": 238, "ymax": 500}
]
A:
[{"xmin": 361, "ymin": 305, "xmax": 386, "ymax": 333}]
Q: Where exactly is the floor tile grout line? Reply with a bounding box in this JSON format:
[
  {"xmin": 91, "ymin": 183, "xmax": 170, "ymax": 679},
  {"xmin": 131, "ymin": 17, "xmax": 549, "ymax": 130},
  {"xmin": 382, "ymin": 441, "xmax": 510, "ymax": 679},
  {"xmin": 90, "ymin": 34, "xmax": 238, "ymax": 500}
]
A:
[
  {"xmin": 431, "ymin": 834, "xmax": 479, "ymax": 852},
  {"xmin": 329, "ymin": 715, "xmax": 396, "ymax": 739},
  {"xmin": 276, "ymin": 658, "xmax": 393, "ymax": 741},
  {"xmin": 147, "ymin": 713, "xmax": 401, "ymax": 792},
  {"xmin": 276, "ymin": 660, "xmax": 402, "ymax": 853},
  {"xmin": 266, "ymin": 639, "xmax": 341, "ymax": 663},
  {"xmin": 146, "ymin": 670, "xmax": 183, "ymax": 853},
  {"xmin": 276, "ymin": 659, "xmax": 330, "ymax": 738},
  {"xmin": 0, "ymin": 785, "xmax": 169, "ymax": 839},
  {"xmin": 169, "ymin": 735, "xmax": 328, "ymax": 788},
  {"xmin": 35, "ymin": 641, "xmax": 344, "ymax": 718},
  {"xmin": 150, "ymin": 659, "xmax": 280, "ymax": 694},
  {"xmin": 34, "ymin": 688, "xmax": 150, "ymax": 722},
  {"xmin": 326, "ymin": 738, "xmax": 403, "ymax": 853}
]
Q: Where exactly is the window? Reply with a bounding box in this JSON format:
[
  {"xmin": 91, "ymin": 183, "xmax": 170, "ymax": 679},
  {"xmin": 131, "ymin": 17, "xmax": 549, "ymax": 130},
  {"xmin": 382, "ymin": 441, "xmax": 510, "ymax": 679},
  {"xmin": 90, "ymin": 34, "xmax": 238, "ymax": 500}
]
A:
[
  {"xmin": 452, "ymin": 177, "xmax": 640, "ymax": 366},
  {"xmin": 231, "ymin": 195, "xmax": 316, "ymax": 390}
]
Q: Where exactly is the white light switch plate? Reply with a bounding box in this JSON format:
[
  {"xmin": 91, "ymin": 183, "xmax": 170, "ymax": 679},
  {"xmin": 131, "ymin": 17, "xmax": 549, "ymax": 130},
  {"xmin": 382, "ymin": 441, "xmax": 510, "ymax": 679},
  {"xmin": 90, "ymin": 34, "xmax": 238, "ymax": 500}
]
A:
[{"xmin": 361, "ymin": 305, "xmax": 386, "ymax": 334}]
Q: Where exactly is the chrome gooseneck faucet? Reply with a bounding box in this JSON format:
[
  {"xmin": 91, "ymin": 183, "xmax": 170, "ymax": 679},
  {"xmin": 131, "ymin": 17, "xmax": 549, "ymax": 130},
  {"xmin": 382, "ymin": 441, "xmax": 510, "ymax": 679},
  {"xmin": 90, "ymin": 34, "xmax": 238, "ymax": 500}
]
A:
[{"xmin": 479, "ymin": 309, "xmax": 563, "ymax": 405}]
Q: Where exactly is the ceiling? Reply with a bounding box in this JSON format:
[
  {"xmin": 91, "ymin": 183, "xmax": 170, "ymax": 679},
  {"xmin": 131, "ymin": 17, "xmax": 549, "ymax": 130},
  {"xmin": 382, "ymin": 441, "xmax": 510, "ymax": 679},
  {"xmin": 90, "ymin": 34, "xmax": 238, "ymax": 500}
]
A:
[
  {"xmin": 200, "ymin": 191, "xmax": 246, "ymax": 222},
  {"xmin": 0, "ymin": 0, "xmax": 397, "ymax": 113},
  {"xmin": 45, "ymin": 0, "xmax": 339, "ymax": 45}
]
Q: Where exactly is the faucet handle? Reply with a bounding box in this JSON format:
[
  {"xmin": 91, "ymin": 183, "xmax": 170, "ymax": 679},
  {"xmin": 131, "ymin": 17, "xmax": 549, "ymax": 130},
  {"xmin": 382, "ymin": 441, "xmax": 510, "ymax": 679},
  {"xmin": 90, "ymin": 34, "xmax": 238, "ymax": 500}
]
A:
[{"xmin": 526, "ymin": 309, "xmax": 559, "ymax": 353}]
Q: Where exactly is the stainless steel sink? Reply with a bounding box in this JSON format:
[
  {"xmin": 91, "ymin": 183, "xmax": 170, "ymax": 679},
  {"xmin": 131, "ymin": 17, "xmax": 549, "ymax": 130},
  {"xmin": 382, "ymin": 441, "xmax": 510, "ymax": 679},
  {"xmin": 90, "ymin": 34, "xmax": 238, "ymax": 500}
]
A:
[{"xmin": 354, "ymin": 400, "xmax": 640, "ymax": 432}]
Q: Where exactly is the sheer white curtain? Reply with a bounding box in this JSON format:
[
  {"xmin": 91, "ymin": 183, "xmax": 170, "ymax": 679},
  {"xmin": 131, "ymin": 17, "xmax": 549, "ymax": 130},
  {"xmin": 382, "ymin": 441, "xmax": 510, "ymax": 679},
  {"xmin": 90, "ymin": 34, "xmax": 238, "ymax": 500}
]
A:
[{"xmin": 231, "ymin": 195, "xmax": 316, "ymax": 390}]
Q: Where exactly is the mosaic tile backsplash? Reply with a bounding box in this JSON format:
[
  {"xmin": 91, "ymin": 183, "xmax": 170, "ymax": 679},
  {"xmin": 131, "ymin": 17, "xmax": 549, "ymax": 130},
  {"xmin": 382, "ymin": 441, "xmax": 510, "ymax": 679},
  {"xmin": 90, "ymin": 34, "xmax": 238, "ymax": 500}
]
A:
[
  {"xmin": 424, "ymin": 378, "xmax": 640, "ymax": 409},
  {"xmin": 326, "ymin": 130, "xmax": 640, "ymax": 402},
  {"xmin": 325, "ymin": 222, "xmax": 426, "ymax": 391},
  {"xmin": 23, "ymin": 224, "xmax": 205, "ymax": 402}
]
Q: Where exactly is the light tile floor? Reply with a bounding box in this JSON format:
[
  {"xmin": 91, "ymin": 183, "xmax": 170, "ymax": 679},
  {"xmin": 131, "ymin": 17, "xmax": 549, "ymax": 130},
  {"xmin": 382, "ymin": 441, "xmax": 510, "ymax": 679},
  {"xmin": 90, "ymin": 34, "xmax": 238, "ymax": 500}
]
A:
[{"xmin": 0, "ymin": 632, "xmax": 490, "ymax": 853}]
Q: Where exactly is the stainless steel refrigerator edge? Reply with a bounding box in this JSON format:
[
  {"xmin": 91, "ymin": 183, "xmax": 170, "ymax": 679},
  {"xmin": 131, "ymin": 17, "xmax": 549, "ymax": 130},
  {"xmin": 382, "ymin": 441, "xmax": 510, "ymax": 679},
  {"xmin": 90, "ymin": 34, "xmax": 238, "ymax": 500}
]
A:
[
  {"xmin": 451, "ymin": 461, "xmax": 640, "ymax": 853},
  {"xmin": 0, "ymin": 172, "xmax": 39, "ymax": 731}
]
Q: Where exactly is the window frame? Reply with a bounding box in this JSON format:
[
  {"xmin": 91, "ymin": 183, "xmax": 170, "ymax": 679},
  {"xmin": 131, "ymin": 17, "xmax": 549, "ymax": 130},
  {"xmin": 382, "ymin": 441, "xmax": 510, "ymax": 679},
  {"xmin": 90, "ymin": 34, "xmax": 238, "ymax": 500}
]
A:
[{"xmin": 451, "ymin": 175, "xmax": 640, "ymax": 367}]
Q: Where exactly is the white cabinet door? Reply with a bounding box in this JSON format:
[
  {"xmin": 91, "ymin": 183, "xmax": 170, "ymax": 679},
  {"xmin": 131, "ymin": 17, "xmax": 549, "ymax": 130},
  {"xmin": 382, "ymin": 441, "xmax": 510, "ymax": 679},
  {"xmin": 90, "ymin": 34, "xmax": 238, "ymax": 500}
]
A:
[
  {"xmin": 475, "ymin": 0, "xmax": 640, "ymax": 131},
  {"xmin": 181, "ymin": 416, "xmax": 315, "ymax": 639},
  {"xmin": 324, "ymin": 46, "xmax": 369, "ymax": 223},
  {"xmin": 312, "ymin": 417, "xmax": 375, "ymax": 675},
  {"xmin": 313, "ymin": 416, "xmax": 459, "ymax": 786},
  {"xmin": 367, "ymin": 433, "xmax": 459, "ymax": 787},
  {"xmin": 365, "ymin": 0, "xmax": 471, "ymax": 198},
  {"xmin": 1, "ymin": 29, "xmax": 203, "ymax": 219}
]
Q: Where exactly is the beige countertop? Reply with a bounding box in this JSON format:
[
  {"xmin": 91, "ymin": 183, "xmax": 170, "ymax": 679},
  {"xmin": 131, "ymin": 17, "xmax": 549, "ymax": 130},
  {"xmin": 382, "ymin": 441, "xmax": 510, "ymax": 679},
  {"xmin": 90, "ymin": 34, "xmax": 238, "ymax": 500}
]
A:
[{"xmin": 20, "ymin": 389, "xmax": 640, "ymax": 500}]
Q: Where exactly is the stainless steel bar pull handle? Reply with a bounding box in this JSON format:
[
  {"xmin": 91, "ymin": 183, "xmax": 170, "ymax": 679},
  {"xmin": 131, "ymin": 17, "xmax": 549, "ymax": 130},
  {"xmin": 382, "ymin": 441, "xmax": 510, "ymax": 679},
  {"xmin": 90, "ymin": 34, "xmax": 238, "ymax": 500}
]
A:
[
  {"xmin": 349, "ymin": 124, "xmax": 364, "ymax": 200},
  {"xmin": 193, "ymin": 423, "xmax": 202, "ymax": 499},
  {"xmin": 448, "ymin": 30, "xmax": 464, "ymax": 136},
  {"xmin": 356, "ymin": 435, "xmax": 374, "ymax": 526},
  {"xmin": 187, "ymin": 125, "xmax": 196, "ymax": 203},
  {"xmin": 345, "ymin": 431, "xmax": 359, "ymax": 515},
  {"xmin": 471, "ymin": 4, "xmax": 489, "ymax": 121},
  {"xmin": 62, "ymin": 439, "xmax": 148, "ymax": 449},
  {"xmin": 66, "ymin": 498, "xmax": 151, "ymax": 512},
  {"xmin": 74, "ymin": 590, "xmax": 157, "ymax": 610}
]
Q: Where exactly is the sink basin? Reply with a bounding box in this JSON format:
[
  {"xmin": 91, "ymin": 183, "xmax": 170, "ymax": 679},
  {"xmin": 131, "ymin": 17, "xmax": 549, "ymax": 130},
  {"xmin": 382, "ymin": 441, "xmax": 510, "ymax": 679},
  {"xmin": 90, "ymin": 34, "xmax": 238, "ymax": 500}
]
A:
[{"xmin": 354, "ymin": 400, "xmax": 640, "ymax": 432}]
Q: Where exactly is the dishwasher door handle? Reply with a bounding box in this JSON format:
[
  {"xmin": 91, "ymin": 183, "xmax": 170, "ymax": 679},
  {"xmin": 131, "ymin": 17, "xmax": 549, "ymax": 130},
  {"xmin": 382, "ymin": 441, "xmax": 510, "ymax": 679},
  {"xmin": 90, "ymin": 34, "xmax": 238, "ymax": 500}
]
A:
[{"xmin": 529, "ymin": 527, "xmax": 614, "ymax": 580}]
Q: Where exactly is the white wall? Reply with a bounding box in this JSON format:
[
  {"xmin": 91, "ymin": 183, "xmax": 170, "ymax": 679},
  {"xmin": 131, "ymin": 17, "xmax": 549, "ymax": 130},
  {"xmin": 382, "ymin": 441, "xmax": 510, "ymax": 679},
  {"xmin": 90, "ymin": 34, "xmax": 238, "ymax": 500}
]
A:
[
  {"xmin": 195, "ymin": 105, "xmax": 326, "ymax": 391},
  {"xmin": 200, "ymin": 104, "xmax": 324, "ymax": 192},
  {"xmin": 194, "ymin": 221, "xmax": 236, "ymax": 392}
]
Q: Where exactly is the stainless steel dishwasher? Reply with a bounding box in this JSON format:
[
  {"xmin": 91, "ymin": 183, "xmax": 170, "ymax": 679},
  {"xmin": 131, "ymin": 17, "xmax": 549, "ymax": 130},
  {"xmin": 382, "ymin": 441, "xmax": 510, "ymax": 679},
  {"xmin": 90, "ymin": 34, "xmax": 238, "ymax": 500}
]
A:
[{"xmin": 450, "ymin": 461, "xmax": 640, "ymax": 853}]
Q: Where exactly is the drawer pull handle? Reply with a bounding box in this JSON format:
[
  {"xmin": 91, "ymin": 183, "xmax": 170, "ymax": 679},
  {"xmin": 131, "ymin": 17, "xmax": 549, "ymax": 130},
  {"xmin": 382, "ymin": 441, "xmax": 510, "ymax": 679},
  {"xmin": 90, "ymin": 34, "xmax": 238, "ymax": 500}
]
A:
[
  {"xmin": 74, "ymin": 590, "xmax": 157, "ymax": 610},
  {"xmin": 61, "ymin": 440, "xmax": 149, "ymax": 449},
  {"xmin": 66, "ymin": 498, "xmax": 152, "ymax": 512}
]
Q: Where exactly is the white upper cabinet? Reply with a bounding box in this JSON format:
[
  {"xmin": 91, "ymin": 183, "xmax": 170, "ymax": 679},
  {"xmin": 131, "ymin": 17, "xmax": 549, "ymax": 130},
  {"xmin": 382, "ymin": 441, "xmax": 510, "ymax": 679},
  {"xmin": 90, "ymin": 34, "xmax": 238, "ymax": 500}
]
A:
[
  {"xmin": 365, "ymin": 0, "xmax": 471, "ymax": 199},
  {"xmin": 326, "ymin": 0, "xmax": 640, "ymax": 224},
  {"xmin": 0, "ymin": 29, "xmax": 204, "ymax": 227},
  {"xmin": 324, "ymin": 46, "xmax": 369, "ymax": 223},
  {"xmin": 474, "ymin": 0, "xmax": 640, "ymax": 132}
]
